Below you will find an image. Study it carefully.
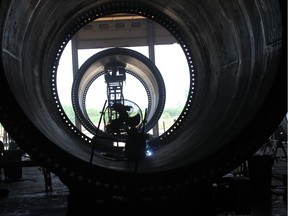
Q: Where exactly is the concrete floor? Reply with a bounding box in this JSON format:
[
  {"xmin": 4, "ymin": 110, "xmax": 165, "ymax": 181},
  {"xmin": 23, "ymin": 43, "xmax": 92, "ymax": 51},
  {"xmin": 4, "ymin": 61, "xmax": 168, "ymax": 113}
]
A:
[
  {"xmin": 0, "ymin": 154, "xmax": 286, "ymax": 216},
  {"xmin": 0, "ymin": 167, "xmax": 69, "ymax": 216}
]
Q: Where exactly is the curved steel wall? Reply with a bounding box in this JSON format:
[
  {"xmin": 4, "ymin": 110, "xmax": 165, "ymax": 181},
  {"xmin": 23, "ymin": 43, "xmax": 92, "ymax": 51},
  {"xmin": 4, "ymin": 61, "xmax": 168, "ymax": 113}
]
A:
[{"xmin": 0, "ymin": 0, "xmax": 286, "ymax": 192}]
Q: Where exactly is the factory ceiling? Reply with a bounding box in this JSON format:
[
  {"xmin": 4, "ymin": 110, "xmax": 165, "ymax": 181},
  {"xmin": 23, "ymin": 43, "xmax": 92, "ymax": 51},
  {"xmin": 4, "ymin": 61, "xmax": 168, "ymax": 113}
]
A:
[{"xmin": 75, "ymin": 14, "xmax": 177, "ymax": 49}]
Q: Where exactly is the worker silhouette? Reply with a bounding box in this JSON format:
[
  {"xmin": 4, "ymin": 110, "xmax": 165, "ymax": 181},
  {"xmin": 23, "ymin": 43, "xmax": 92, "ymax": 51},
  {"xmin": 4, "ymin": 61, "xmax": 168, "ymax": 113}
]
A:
[
  {"xmin": 0, "ymin": 140, "xmax": 8, "ymax": 197},
  {"xmin": 107, "ymin": 103, "xmax": 141, "ymax": 134},
  {"xmin": 107, "ymin": 103, "xmax": 130, "ymax": 133},
  {"xmin": 0, "ymin": 141, "xmax": 4, "ymax": 176},
  {"xmin": 125, "ymin": 127, "xmax": 147, "ymax": 163},
  {"xmin": 0, "ymin": 140, "xmax": 4, "ymax": 158}
]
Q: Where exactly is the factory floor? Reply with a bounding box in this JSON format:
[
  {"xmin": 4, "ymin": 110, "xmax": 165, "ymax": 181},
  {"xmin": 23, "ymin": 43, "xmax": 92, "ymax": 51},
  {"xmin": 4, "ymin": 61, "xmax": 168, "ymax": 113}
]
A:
[
  {"xmin": 0, "ymin": 154, "xmax": 286, "ymax": 215},
  {"xmin": 0, "ymin": 166, "xmax": 68, "ymax": 216}
]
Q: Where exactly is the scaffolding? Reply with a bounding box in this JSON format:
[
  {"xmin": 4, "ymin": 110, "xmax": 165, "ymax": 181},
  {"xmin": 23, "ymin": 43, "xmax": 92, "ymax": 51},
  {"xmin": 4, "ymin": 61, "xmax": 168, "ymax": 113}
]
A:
[{"xmin": 104, "ymin": 61, "xmax": 127, "ymax": 129}]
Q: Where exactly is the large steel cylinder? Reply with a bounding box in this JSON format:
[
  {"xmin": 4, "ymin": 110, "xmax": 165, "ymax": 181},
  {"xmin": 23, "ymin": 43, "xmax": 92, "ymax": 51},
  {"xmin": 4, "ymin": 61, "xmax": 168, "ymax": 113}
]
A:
[{"xmin": 0, "ymin": 0, "xmax": 286, "ymax": 193}]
